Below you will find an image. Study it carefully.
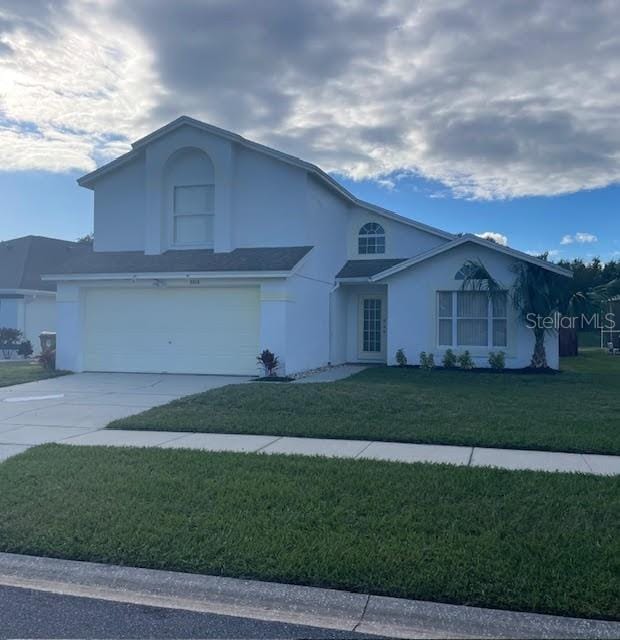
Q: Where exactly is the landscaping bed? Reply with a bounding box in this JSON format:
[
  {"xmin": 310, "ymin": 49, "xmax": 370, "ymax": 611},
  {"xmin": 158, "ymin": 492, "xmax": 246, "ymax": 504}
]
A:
[
  {"xmin": 0, "ymin": 361, "xmax": 66, "ymax": 388},
  {"xmin": 109, "ymin": 350, "xmax": 620, "ymax": 455},
  {"xmin": 0, "ymin": 444, "xmax": 617, "ymax": 620}
]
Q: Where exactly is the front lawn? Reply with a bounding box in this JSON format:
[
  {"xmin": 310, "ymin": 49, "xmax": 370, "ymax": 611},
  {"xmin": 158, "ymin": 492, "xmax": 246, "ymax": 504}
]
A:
[
  {"xmin": 0, "ymin": 361, "xmax": 66, "ymax": 388},
  {"xmin": 109, "ymin": 349, "xmax": 620, "ymax": 455},
  {"xmin": 0, "ymin": 444, "xmax": 617, "ymax": 620}
]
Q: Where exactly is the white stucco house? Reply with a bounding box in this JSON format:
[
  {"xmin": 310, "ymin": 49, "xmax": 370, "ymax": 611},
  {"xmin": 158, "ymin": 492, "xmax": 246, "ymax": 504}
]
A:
[
  {"xmin": 0, "ymin": 236, "xmax": 86, "ymax": 355},
  {"xmin": 45, "ymin": 116, "xmax": 570, "ymax": 375}
]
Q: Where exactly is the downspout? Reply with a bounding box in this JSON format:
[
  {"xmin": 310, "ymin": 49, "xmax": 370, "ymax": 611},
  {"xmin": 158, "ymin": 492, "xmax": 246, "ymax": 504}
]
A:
[{"xmin": 328, "ymin": 281, "xmax": 340, "ymax": 365}]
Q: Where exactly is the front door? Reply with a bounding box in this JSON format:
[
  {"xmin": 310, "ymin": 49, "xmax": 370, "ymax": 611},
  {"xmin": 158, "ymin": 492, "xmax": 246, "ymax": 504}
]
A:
[{"xmin": 358, "ymin": 295, "xmax": 386, "ymax": 361}]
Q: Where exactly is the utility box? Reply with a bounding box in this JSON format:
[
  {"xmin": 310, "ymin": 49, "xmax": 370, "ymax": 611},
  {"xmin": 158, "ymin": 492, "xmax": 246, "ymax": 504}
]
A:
[{"xmin": 39, "ymin": 331, "xmax": 56, "ymax": 352}]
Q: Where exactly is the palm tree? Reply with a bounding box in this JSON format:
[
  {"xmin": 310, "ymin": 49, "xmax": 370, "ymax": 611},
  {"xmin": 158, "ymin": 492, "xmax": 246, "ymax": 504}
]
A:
[
  {"xmin": 459, "ymin": 259, "xmax": 562, "ymax": 369},
  {"xmin": 511, "ymin": 262, "xmax": 563, "ymax": 368}
]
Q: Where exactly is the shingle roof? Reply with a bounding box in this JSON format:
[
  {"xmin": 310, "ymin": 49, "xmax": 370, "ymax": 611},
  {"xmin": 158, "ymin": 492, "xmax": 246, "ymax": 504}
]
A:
[
  {"xmin": 46, "ymin": 246, "xmax": 314, "ymax": 277},
  {"xmin": 336, "ymin": 258, "xmax": 408, "ymax": 279},
  {"xmin": 0, "ymin": 236, "xmax": 88, "ymax": 292}
]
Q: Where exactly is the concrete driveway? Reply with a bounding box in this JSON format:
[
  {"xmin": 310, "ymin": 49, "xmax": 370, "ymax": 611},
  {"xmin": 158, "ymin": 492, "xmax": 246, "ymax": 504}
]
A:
[{"xmin": 0, "ymin": 373, "xmax": 248, "ymax": 462}]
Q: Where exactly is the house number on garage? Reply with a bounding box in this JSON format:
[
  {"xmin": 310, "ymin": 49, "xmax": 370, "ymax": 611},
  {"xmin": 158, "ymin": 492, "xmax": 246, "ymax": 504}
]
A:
[{"xmin": 189, "ymin": 279, "xmax": 201, "ymax": 285}]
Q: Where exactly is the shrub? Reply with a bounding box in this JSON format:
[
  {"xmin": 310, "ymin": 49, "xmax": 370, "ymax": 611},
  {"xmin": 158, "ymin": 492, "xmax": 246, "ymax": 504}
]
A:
[
  {"xmin": 419, "ymin": 351, "xmax": 435, "ymax": 370},
  {"xmin": 17, "ymin": 340, "xmax": 33, "ymax": 359},
  {"xmin": 458, "ymin": 350, "xmax": 474, "ymax": 370},
  {"xmin": 38, "ymin": 348, "xmax": 56, "ymax": 371},
  {"xmin": 395, "ymin": 348, "xmax": 407, "ymax": 367},
  {"xmin": 488, "ymin": 351, "xmax": 506, "ymax": 371},
  {"xmin": 442, "ymin": 348, "xmax": 457, "ymax": 369},
  {"xmin": 256, "ymin": 349, "xmax": 280, "ymax": 377},
  {"xmin": 0, "ymin": 327, "xmax": 22, "ymax": 359}
]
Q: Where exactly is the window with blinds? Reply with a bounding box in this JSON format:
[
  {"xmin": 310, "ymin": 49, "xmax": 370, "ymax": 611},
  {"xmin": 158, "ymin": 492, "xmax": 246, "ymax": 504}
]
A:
[{"xmin": 437, "ymin": 291, "xmax": 507, "ymax": 348}]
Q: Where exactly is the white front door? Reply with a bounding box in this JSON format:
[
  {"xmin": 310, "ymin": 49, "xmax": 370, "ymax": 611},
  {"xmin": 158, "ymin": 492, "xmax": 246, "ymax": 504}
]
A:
[{"xmin": 358, "ymin": 294, "xmax": 387, "ymax": 361}]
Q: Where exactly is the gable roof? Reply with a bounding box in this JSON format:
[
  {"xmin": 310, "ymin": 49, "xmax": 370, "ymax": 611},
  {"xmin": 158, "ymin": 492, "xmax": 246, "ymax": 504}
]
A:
[
  {"xmin": 42, "ymin": 246, "xmax": 313, "ymax": 280},
  {"xmin": 77, "ymin": 116, "xmax": 454, "ymax": 241},
  {"xmin": 0, "ymin": 236, "xmax": 88, "ymax": 292},
  {"xmin": 370, "ymin": 234, "xmax": 573, "ymax": 281}
]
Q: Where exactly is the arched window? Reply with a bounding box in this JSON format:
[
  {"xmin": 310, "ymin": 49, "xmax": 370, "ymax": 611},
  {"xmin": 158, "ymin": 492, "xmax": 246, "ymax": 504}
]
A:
[
  {"xmin": 358, "ymin": 222, "xmax": 385, "ymax": 255},
  {"xmin": 164, "ymin": 148, "xmax": 215, "ymax": 247}
]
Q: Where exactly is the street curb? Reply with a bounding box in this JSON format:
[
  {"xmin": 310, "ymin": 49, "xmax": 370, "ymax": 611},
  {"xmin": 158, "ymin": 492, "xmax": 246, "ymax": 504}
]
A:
[{"xmin": 0, "ymin": 553, "xmax": 618, "ymax": 639}]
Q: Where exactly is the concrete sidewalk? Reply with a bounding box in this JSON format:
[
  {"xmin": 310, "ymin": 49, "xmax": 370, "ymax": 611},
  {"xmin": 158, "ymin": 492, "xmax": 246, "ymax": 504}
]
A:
[
  {"xmin": 55, "ymin": 430, "xmax": 620, "ymax": 475},
  {"xmin": 0, "ymin": 552, "xmax": 617, "ymax": 639},
  {"xmin": 0, "ymin": 372, "xmax": 618, "ymax": 476}
]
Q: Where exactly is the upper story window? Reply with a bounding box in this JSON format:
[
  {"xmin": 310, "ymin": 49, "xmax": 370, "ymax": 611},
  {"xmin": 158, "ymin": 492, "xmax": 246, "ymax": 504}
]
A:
[
  {"xmin": 165, "ymin": 148, "xmax": 215, "ymax": 248},
  {"xmin": 358, "ymin": 222, "xmax": 385, "ymax": 255},
  {"xmin": 173, "ymin": 184, "xmax": 214, "ymax": 245}
]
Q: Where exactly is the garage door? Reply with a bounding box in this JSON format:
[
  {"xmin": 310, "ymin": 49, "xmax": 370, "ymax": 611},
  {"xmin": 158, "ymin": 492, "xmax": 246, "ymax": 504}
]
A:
[{"xmin": 83, "ymin": 287, "xmax": 260, "ymax": 375}]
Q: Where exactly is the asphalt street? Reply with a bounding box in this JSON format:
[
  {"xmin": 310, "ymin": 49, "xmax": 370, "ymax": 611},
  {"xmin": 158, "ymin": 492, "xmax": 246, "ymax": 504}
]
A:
[{"xmin": 0, "ymin": 585, "xmax": 375, "ymax": 639}]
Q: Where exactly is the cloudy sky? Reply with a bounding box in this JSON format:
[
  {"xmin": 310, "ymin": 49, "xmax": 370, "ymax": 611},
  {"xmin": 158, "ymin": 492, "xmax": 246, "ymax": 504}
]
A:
[{"xmin": 0, "ymin": 0, "xmax": 618, "ymax": 260}]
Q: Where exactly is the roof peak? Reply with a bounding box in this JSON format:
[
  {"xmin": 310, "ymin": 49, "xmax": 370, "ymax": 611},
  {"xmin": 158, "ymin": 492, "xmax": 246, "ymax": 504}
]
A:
[{"xmin": 77, "ymin": 116, "xmax": 453, "ymax": 241}]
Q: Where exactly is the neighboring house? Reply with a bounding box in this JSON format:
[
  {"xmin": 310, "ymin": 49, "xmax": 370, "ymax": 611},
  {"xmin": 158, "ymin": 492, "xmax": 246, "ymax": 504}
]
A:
[
  {"xmin": 0, "ymin": 236, "xmax": 86, "ymax": 355},
  {"xmin": 45, "ymin": 116, "xmax": 571, "ymax": 375}
]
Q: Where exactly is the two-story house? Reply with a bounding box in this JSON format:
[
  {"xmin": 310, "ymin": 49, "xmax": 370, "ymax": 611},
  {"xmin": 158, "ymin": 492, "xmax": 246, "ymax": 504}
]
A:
[{"xmin": 45, "ymin": 116, "xmax": 570, "ymax": 375}]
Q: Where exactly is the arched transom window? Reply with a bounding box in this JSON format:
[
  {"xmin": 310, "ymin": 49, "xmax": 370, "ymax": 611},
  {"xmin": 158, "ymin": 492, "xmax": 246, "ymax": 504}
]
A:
[{"xmin": 358, "ymin": 222, "xmax": 385, "ymax": 255}]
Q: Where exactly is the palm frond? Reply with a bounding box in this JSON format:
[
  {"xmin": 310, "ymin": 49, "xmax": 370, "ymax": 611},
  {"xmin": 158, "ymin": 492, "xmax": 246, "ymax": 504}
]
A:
[{"xmin": 459, "ymin": 259, "xmax": 505, "ymax": 303}]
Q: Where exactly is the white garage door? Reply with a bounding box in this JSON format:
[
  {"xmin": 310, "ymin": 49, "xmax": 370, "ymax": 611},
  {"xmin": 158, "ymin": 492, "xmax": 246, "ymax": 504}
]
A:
[{"xmin": 83, "ymin": 287, "xmax": 260, "ymax": 375}]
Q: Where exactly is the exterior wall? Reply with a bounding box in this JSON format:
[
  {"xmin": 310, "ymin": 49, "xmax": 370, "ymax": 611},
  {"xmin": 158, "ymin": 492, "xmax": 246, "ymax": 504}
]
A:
[
  {"xmin": 347, "ymin": 207, "xmax": 447, "ymax": 260},
  {"xmin": 284, "ymin": 273, "xmax": 332, "ymax": 374},
  {"xmin": 23, "ymin": 295, "xmax": 56, "ymax": 352},
  {"xmin": 56, "ymin": 283, "xmax": 85, "ymax": 371},
  {"xmin": 259, "ymin": 280, "xmax": 290, "ymax": 374},
  {"xmin": 94, "ymin": 155, "xmax": 146, "ymax": 252},
  {"xmin": 0, "ymin": 297, "xmax": 19, "ymax": 330},
  {"xmin": 232, "ymin": 148, "xmax": 309, "ymax": 248},
  {"xmin": 385, "ymin": 243, "xmax": 560, "ymax": 369},
  {"xmin": 282, "ymin": 177, "xmax": 353, "ymax": 373}
]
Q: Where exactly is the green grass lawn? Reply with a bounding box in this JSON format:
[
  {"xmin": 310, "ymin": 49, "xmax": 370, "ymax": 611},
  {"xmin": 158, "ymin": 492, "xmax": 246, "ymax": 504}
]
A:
[
  {"xmin": 0, "ymin": 361, "xmax": 67, "ymax": 388},
  {"xmin": 0, "ymin": 444, "xmax": 617, "ymax": 620},
  {"xmin": 109, "ymin": 349, "xmax": 620, "ymax": 455}
]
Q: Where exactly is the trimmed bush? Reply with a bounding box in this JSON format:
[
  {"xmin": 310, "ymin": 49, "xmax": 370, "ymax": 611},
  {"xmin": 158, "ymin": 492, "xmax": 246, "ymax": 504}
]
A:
[
  {"xmin": 442, "ymin": 348, "xmax": 457, "ymax": 369},
  {"xmin": 488, "ymin": 351, "xmax": 506, "ymax": 371},
  {"xmin": 458, "ymin": 350, "xmax": 474, "ymax": 370},
  {"xmin": 395, "ymin": 348, "xmax": 408, "ymax": 367},
  {"xmin": 419, "ymin": 351, "xmax": 435, "ymax": 370}
]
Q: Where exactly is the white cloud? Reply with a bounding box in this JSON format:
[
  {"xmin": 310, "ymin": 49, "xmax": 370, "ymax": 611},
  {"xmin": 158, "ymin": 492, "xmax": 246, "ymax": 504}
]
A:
[
  {"xmin": 0, "ymin": 0, "xmax": 160, "ymax": 172},
  {"xmin": 475, "ymin": 231, "xmax": 508, "ymax": 246},
  {"xmin": 0, "ymin": 0, "xmax": 619, "ymax": 200},
  {"xmin": 560, "ymin": 232, "xmax": 598, "ymax": 245}
]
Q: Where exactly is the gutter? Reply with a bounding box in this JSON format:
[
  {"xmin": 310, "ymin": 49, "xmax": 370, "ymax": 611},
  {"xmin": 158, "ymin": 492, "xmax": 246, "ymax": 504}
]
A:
[{"xmin": 41, "ymin": 271, "xmax": 293, "ymax": 282}]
